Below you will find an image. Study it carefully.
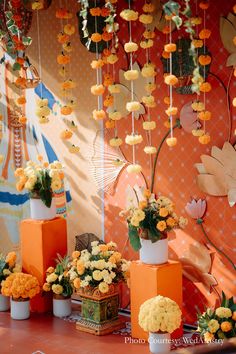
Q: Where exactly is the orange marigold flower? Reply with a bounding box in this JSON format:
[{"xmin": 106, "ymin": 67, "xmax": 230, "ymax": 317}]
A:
[
  {"xmin": 234, "ymin": 5, "xmax": 236, "ymax": 14},
  {"xmin": 101, "ymin": 7, "xmax": 110, "ymax": 17},
  {"xmin": 90, "ymin": 7, "xmax": 101, "ymax": 16},
  {"xmin": 162, "ymin": 51, "xmax": 170, "ymax": 59},
  {"xmin": 199, "ymin": 134, "xmax": 211, "ymax": 144},
  {"xmin": 164, "ymin": 43, "xmax": 177, "ymax": 53},
  {"xmin": 143, "ymin": 30, "xmax": 155, "ymax": 39},
  {"xmin": 164, "ymin": 96, "xmax": 170, "ymax": 105},
  {"xmin": 198, "ymin": 54, "xmax": 211, "ymax": 66},
  {"xmin": 103, "ymin": 48, "xmax": 111, "ymax": 56},
  {"xmin": 105, "ymin": 120, "xmax": 115, "ymax": 129},
  {"xmin": 142, "ymin": 3, "xmax": 155, "ymax": 13},
  {"xmin": 199, "ymin": 28, "xmax": 211, "ymax": 39},
  {"xmin": 164, "ymin": 74, "xmax": 178, "ymax": 86},
  {"xmin": 91, "ymin": 33, "xmax": 102, "ymax": 43},
  {"xmin": 162, "ymin": 26, "xmax": 171, "ymax": 34},
  {"xmin": 199, "ymin": 1, "xmax": 209, "ymax": 10},
  {"xmin": 200, "ymin": 82, "xmax": 212, "ymax": 92},
  {"xmin": 102, "ymin": 31, "xmax": 113, "ymax": 42},
  {"xmin": 191, "ymin": 39, "xmax": 203, "ymax": 48},
  {"xmin": 198, "ymin": 111, "xmax": 212, "ymax": 121}
]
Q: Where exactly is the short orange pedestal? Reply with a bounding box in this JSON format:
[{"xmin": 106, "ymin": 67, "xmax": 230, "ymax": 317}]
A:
[
  {"xmin": 20, "ymin": 218, "xmax": 67, "ymax": 313},
  {"xmin": 130, "ymin": 260, "xmax": 183, "ymax": 340}
]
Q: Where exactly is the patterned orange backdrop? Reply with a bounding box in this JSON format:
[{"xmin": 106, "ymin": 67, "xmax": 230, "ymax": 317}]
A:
[{"xmin": 104, "ymin": 0, "xmax": 236, "ymax": 324}]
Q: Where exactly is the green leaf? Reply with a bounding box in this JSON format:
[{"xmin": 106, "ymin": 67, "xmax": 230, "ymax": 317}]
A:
[
  {"xmin": 128, "ymin": 224, "xmax": 141, "ymax": 251},
  {"xmin": 172, "ymin": 16, "xmax": 182, "ymax": 29},
  {"xmin": 12, "ymin": 62, "xmax": 21, "ymax": 71}
]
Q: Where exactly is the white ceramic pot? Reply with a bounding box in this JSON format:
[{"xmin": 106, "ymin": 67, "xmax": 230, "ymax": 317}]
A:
[
  {"xmin": 10, "ymin": 298, "xmax": 30, "ymax": 320},
  {"xmin": 0, "ymin": 294, "xmax": 10, "ymax": 311},
  {"xmin": 30, "ymin": 197, "xmax": 56, "ymax": 220},
  {"xmin": 53, "ymin": 297, "xmax": 71, "ymax": 317},
  {"xmin": 149, "ymin": 332, "xmax": 171, "ymax": 354},
  {"xmin": 139, "ymin": 238, "xmax": 168, "ymax": 265}
]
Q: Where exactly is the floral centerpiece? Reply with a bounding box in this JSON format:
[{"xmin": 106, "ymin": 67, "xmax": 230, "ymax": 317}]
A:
[
  {"xmin": 15, "ymin": 158, "xmax": 64, "ymax": 219},
  {"xmin": 197, "ymin": 292, "xmax": 236, "ymax": 343},
  {"xmin": 139, "ymin": 295, "xmax": 182, "ymax": 354},
  {"xmin": 1, "ymin": 272, "xmax": 40, "ymax": 320},
  {"xmin": 120, "ymin": 188, "xmax": 188, "ymax": 264},
  {"xmin": 69, "ymin": 241, "xmax": 130, "ymax": 329},
  {"xmin": 43, "ymin": 254, "xmax": 73, "ymax": 317},
  {"xmin": 0, "ymin": 251, "xmax": 20, "ymax": 311}
]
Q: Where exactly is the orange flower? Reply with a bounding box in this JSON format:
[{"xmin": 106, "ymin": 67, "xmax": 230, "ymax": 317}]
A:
[
  {"xmin": 103, "ymin": 48, "xmax": 111, "ymax": 56},
  {"xmin": 93, "ymin": 109, "xmax": 106, "ymax": 120},
  {"xmin": 199, "ymin": 134, "xmax": 211, "ymax": 144},
  {"xmin": 73, "ymin": 278, "xmax": 81, "ymax": 289},
  {"xmin": 199, "ymin": 1, "xmax": 209, "ymax": 10},
  {"xmin": 164, "ymin": 43, "xmax": 176, "ymax": 53},
  {"xmin": 143, "ymin": 30, "xmax": 155, "ymax": 39},
  {"xmin": 90, "ymin": 7, "xmax": 101, "ymax": 16},
  {"xmin": 16, "ymin": 57, "xmax": 25, "ymax": 65},
  {"xmin": 104, "ymin": 94, "xmax": 114, "ymax": 107},
  {"xmin": 103, "ymin": 73, "xmax": 114, "ymax": 86},
  {"xmin": 57, "ymin": 32, "xmax": 70, "ymax": 44},
  {"xmin": 57, "ymin": 53, "xmax": 70, "ymax": 65},
  {"xmin": 162, "ymin": 26, "xmax": 171, "ymax": 34},
  {"xmin": 90, "ymin": 59, "xmax": 104, "ymax": 69},
  {"xmin": 60, "ymin": 129, "xmax": 73, "ymax": 140},
  {"xmin": 221, "ymin": 321, "xmax": 232, "ymax": 332},
  {"xmin": 61, "ymin": 105, "xmax": 73, "ymax": 115},
  {"xmin": 191, "ymin": 39, "xmax": 203, "ymax": 48},
  {"xmin": 234, "ymin": 5, "xmax": 236, "ymax": 14},
  {"xmin": 162, "ymin": 51, "xmax": 170, "ymax": 59},
  {"xmin": 56, "ymin": 8, "xmax": 72, "ymax": 19},
  {"xmin": 101, "ymin": 7, "xmax": 110, "ymax": 17},
  {"xmin": 199, "ymin": 29, "xmax": 211, "ymax": 39},
  {"xmin": 91, "ymin": 33, "xmax": 102, "ymax": 43},
  {"xmin": 99, "ymin": 244, "xmax": 109, "ymax": 252},
  {"xmin": 198, "ymin": 55, "xmax": 211, "ymax": 66},
  {"xmin": 143, "ymin": 189, "xmax": 151, "ymax": 199},
  {"xmin": 91, "ymin": 84, "xmax": 105, "ymax": 95},
  {"xmin": 19, "ymin": 116, "xmax": 27, "ymax": 124},
  {"xmin": 200, "ymin": 82, "xmax": 212, "ymax": 92},
  {"xmin": 105, "ymin": 120, "xmax": 115, "ymax": 129},
  {"xmin": 164, "ymin": 74, "xmax": 178, "ymax": 86},
  {"xmin": 102, "ymin": 31, "xmax": 113, "ymax": 42},
  {"xmin": 139, "ymin": 201, "xmax": 147, "ymax": 209},
  {"xmin": 198, "ymin": 111, "xmax": 212, "ymax": 121},
  {"xmin": 163, "ymin": 96, "xmax": 170, "ymax": 105},
  {"xmin": 15, "ymin": 77, "xmax": 27, "ymax": 88},
  {"xmin": 142, "ymin": 3, "xmax": 155, "ymax": 12},
  {"xmin": 16, "ymin": 96, "xmax": 26, "ymax": 105}
]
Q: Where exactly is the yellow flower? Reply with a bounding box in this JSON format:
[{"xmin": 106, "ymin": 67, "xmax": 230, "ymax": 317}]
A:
[
  {"xmin": 216, "ymin": 307, "xmax": 232, "ymax": 318},
  {"xmin": 166, "ymin": 217, "xmax": 176, "ymax": 228},
  {"xmin": 141, "ymin": 63, "xmax": 156, "ymax": 78},
  {"xmin": 108, "ymin": 85, "xmax": 120, "ymax": 94},
  {"xmin": 43, "ymin": 283, "xmax": 51, "ymax": 292},
  {"xmin": 98, "ymin": 281, "xmax": 109, "ymax": 293},
  {"xmin": 159, "ymin": 208, "xmax": 168, "ymax": 217},
  {"xmin": 145, "ymin": 82, "xmax": 156, "ymax": 93},
  {"xmin": 14, "ymin": 168, "xmax": 24, "ymax": 177},
  {"xmin": 52, "ymin": 284, "xmax": 63, "ymax": 295},
  {"xmin": 126, "ymin": 101, "xmax": 141, "ymax": 112},
  {"xmin": 130, "ymin": 216, "xmax": 140, "ymax": 227},
  {"xmin": 46, "ymin": 273, "xmax": 58, "ymax": 283},
  {"xmin": 124, "ymin": 70, "xmax": 139, "ymax": 81},
  {"xmin": 99, "ymin": 244, "xmax": 109, "ymax": 252},
  {"xmin": 139, "ymin": 14, "xmax": 153, "ymax": 24},
  {"xmin": 208, "ymin": 319, "xmax": 220, "ymax": 333},
  {"xmin": 140, "ymin": 39, "xmax": 154, "ymax": 49},
  {"xmin": 93, "ymin": 270, "xmax": 103, "ymax": 281},
  {"xmin": 73, "ymin": 278, "xmax": 81, "ymax": 289},
  {"xmin": 126, "ymin": 164, "xmax": 142, "ymax": 174},
  {"xmin": 144, "ymin": 146, "xmax": 157, "ymax": 154},
  {"xmin": 72, "ymin": 251, "xmax": 80, "ymax": 259},
  {"xmin": 109, "ymin": 137, "xmax": 123, "ymax": 147},
  {"xmin": 3, "ymin": 269, "xmax": 11, "ymax": 276},
  {"xmin": 125, "ymin": 134, "xmax": 143, "ymax": 145},
  {"xmin": 166, "ymin": 137, "xmax": 177, "ymax": 147},
  {"xmin": 204, "ymin": 332, "xmax": 214, "ymax": 343},
  {"xmin": 124, "ymin": 42, "xmax": 138, "ymax": 53},
  {"xmin": 120, "ymin": 9, "xmax": 138, "ymax": 21},
  {"xmin": 143, "ymin": 189, "xmax": 151, "ymax": 199},
  {"xmin": 139, "ymin": 201, "xmax": 147, "ymax": 209},
  {"xmin": 156, "ymin": 221, "xmax": 167, "ymax": 232},
  {"xmin": 6, "ymin": 252, "xmax": 17, "ymax": 268},
  {"xmin": 51, "ymin": 179, "xmax": 62, "ymax": 191},
  {"xmin": 109, "ymin": 111, "xmax": 122, "ymax": 121},
  {"xmin": 46, "ymin": 266, "xmax": 55, "ymax": 274},
  {"xmin": 76, "ymin": 260, "xmax": 85, "ymax": 275},
  {"xmin": 95, "ymin": 259, "xmax": 106, "ymax": 270}
]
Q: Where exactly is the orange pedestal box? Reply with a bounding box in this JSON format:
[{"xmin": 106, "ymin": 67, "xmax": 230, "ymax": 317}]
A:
[
  {"xmin": 20, "ymin": 218, "xmax": 67, "ymax": 313},
  {"xmin": 130, "ymin": 260, "xmax": 183, "ymax": 340}
]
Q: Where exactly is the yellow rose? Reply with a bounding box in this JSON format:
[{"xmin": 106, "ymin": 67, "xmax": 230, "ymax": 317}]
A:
[
  {"xmin": 156, "ymin": 221, "xmax": 167, "ymax": 232},
  {"xmin": 46, "ymin": 273, "xmax": 58, "ymax": 283},
  {"xmin": 208, "ymin": 319, "xmax": 220, "ymax": 333},
  {"xmin": 93, "ymin": 270, "xmax": 103, "ymax": 281},
  {"xmin": 159, "ymin": 207, "xmax": 168, "ymax": 217},
  {"xmin": 95, "ymin": 259, "xmax": 106, "ymax": 270},
  {"xmin": 98, "ymin": 282, "xmax": 109, "ymax": 294},
  {"xmin": 76, "ymin": 260, "xmax": 85, "ymax": 275},
  {"xmin": 215, "ymin": 307, "xmax": 232, "ymax": 318},
  {"xmin": 43, "ymin": 283, "xmax": 51, "ymax": 292},
  {"xmin": 46, "ymin": 266, "xmax": 55, "ymax": 274},
  {"xmin": 166, "ymin": 217, "xmax": 176, "ymax": 228},
  {"xmin": 99, "ymin": 244, "xmax": 109, "ymax": 252},
  {"xmin": 204, "ymin": 332, "xmax": 214, "ymax": 343},
  {"xmin": 52, "ymin": 284, "xmax": 63, "ymax": 295},
  {"xmin": 72, "ymin": 251, "xmax": 80, "ymax": 259},
  {"xmin": 73, "ymin": 278, "xmax": 81, "ymax": 289}
]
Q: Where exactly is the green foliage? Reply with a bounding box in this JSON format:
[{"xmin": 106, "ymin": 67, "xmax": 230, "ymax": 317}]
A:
[
  {"xmin": 30, "ymin": 170, "xmax": 52, "ymax": 208},
  {"xmin": 128, "ymin": 225, "xmax": 141, "ymax": 251},
  {"xmin": 54, "ymin": 254, "xmax": 73, "ymax": 298}
]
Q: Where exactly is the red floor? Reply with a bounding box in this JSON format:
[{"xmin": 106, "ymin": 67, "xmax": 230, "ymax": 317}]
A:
[{"xmin": 0, "ymin": 311, "xmax": 148, "ymax": 354}]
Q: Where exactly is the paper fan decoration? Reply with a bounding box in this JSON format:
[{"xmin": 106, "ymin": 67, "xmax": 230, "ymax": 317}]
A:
[
  {"xmin": 220, "ymin": 12, "xmax": 236, "ymax": 67},
  {"xmin": 87, "ymin": 129, "xmax": 129, "ymax": 195},
  {"xmin": 180, "ymin": 101, "xmax": 201, "ymax": 133},
  {"xmin": 148, "ymin": 0, "xmax": 175, "ymax": 33},
  {"xmin": 195, "ymin": 142, "xmax": 236, "ymax": 207}
]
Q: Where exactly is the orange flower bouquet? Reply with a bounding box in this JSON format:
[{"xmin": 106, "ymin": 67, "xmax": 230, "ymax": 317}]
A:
[{"xmin": 1, "ymin": 273, "xmax": 40, "ymax": 320}]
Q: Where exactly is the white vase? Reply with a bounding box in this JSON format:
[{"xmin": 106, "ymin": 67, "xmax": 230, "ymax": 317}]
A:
[
  {"xmin": 10, "ymin": 298, "xmax": 30, "ymax": 320},
  {"xmin": 30, "ymin": 197, "xmax": 56, "ymax": 220},
  {"xmin": 140, "ymin": 238, "xmax": 168, "ymax": 265},
  {"xmin": 53, "ymin": 297, "xmax": 71, "ymax": 317},
  {"xmin": 0, "ymin": 294, "xmax": 10, "ymax": 311},
  {"xmin": 149, "ymin": 332, "xmax": 171, "ymax": 354}
]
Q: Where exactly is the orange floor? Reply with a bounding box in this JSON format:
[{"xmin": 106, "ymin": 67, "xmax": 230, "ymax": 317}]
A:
[{"xmin": 0, "ymin": 310, "xmax": 148, "ymax": 354}]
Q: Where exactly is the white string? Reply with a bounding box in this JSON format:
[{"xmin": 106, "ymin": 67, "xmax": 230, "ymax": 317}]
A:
[
  {"xmin": 128, "ymin": 0, "xmax": 135, "ymax": 164},
  {"xmin": 36, "ymin": 10, "xmax": 43, "ymax": 98},
  {"xmin": 169, "ymin": 21, "xmax": 173, "ymax": 138},
  {"xmin": 203, "ymin": 5, "xmax": 206, "ymax": 133}
]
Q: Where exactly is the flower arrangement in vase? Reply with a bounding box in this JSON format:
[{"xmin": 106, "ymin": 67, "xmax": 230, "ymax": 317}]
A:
[
  {"xmin": 1, "ymin": 272, "xmax": 40, "ymax": 320},
  {"xmin": 43, "ymin": 254, "xmax": 73, "ymax": 317},
  {"xmin": 68, "ymin": 242, "xmax": 130, "ymax": 328},
  {"xmin": 139, "ymin": 295, "xmax": 182, "ymax": 354},
  {"xmin": 14, "ymin": 158, "xmax": 64, "ymax": 220},
  {"xmin": 120, "ymin": 188, "xmax": 188, "ymax": 264},
  {"xmin": 0, "ymin": 252, "xmax": 20, "ymax": 311},
  {"xmin": 197, "ymin": 292, "xmax": 236, "ymax": 343}
]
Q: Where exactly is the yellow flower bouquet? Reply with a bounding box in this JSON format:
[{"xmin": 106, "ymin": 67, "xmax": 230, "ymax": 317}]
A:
[
  {"xmin": 43, "ymin": 254, "xmax": 73, "ymax": 298},
  {"xmin": 14, "ymin": 158, "xmax": 64, "ymax": 208},
  {"xmin": 0, "ymin": 252, "xmax": 20, "ymax": 287},
  {"xmin": 68, "ymin": 241, "xmax": 130, "ymax": 295},
  {"xmin": 1, "ymin": 272, "xmax": 40, "ymax": 300},
  {"xmin": 120, "ymin": 188, "xmax": 188, "ymax": 251},
  {"xmin": 197, "ymin": 292, "xmax": 236, "ymax": 342}
]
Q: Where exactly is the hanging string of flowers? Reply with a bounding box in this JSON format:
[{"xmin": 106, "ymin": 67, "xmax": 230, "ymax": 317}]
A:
[
  {"xmin": 233, "ymin": 3, "xmax": 236, "ymax": 133},
  {"xmin": 195, "ymin": 0, "xmax": 211, "ymax": 145},
  {"xmin": 139, "ymin": 2, "xmax": 157, "ymax": 157},
  {"xmin": 56, "ymin": 4, "xmax": 76, "ymax": 141},
  {"xmin": 120, "ymin": 3, "xmax": 143, "ymax": 174}
]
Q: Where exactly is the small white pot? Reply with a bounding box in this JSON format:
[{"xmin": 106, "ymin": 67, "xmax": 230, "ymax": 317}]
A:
[
  {"xmin": 53, "ymin": 297, "xmax": 71, "ymax": 317},
  {"xmin": 140, "ymin": 238, "xmax": 168, "ymax": 265},
  {"xmin": 149, "ymin": 332, "xmax": 171, "ymax": 354},
  {"xmin": 10, "ymin": 298, "xmax": 30, "ymax": 320},
  {"xmin": 0, "ymin": 294, "xmax": 10, "ymax": 311},
  {"xmin": 30, "ymin": 197, "xmax": 56, "ymax": 220}
]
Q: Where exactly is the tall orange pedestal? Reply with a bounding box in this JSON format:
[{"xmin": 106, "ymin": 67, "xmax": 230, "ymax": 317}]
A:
[
  {"xmin": 20, "ymin": 218, "xmax": 67, "ymax": 313},
  {"xmin": 130, "ymin": 260, "xmax": 183, "ymax": 340}
]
